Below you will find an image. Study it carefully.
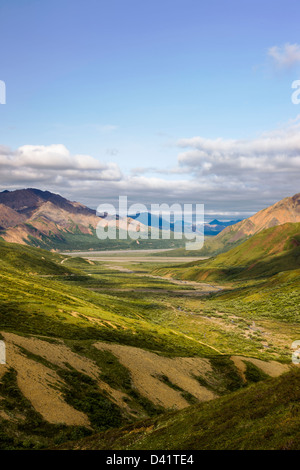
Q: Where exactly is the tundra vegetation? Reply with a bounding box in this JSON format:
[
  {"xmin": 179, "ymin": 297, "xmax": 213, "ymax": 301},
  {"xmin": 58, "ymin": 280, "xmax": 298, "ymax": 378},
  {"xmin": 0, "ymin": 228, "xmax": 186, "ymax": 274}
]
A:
[{"xmin": 0, "ymin": 218, "xmax": 299, "ymax": 450}]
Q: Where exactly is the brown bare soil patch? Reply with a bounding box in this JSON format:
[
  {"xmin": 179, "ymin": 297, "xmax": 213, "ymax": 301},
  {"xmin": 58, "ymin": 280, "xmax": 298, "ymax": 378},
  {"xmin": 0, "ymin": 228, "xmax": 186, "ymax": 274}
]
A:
[
  {"xmin": 230, "ymin": 356, "xmax": 247, "ymax": 382},
  {"xmin": 94, "ymin": 342, "xmax": 216, "ymax": 410},
  {"xmin": 2, "ymin": 334, "xmax": 89, "ymax": 426},
  {"xmin": 1, "ymin": 332, "xmax": 135, "ymax": 422},
  {"xmin": 231, "ymin": 355, "xmax": 290, "ymax": 377}
]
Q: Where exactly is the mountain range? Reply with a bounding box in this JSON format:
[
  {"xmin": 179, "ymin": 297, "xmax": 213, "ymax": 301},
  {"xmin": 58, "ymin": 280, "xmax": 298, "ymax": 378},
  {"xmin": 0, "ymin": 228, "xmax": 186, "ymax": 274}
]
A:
[
  {"xmin": 129, "ymin": 212, "xmax": 241, "ymax": 236},
  {"xmin": 0, "ymin": 188, "xmax": 240, "ymax": 251}
]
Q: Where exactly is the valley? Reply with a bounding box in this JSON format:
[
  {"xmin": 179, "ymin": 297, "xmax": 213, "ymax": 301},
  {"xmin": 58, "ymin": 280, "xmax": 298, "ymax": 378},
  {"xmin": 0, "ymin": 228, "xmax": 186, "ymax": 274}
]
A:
[
  {"xmin": 0, "ymin": 242, "xmax": 298, "ymax": 449},
  {"xmin": 0, "ymin": 191, "xmax": 299, "ymax": 450}
]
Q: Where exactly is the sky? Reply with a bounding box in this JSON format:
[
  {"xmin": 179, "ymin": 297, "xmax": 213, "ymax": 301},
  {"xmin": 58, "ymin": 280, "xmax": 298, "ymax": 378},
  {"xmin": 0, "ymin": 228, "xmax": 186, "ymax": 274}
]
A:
[{"xmin": 1, "ymin": 0, "xmax": 300, "ymax": 219}]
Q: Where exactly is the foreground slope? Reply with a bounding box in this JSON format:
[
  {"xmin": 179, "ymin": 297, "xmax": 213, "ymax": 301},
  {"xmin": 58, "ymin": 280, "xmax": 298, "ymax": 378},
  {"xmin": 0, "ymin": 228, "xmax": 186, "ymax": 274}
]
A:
[{"xmin": 58, "ymin": 367, "xmax": 300, "ymax": 450}]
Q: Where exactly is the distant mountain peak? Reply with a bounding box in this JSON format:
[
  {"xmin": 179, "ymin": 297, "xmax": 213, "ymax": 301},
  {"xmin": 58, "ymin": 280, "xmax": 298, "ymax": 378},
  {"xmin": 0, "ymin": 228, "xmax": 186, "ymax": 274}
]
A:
[
  {"xmin": 0, "ymin": 188, "xmax": 99, "ymax": 247},
  {"xmin": 0, "ymin": 188, "xmax": 96, "ymax": 217}
]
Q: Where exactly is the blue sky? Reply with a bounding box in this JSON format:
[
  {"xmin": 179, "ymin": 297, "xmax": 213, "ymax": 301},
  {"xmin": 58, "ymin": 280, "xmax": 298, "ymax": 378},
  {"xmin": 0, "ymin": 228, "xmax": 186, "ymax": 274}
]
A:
[{"xmin": 1, "ymin": 0, "xmax": 300, "ymax": 217}]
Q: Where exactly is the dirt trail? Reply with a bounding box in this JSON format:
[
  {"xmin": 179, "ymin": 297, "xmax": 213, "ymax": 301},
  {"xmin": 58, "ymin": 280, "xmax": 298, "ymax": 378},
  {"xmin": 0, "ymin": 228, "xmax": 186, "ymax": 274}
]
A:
[{"xmin": 170, "ymin": 328, "xmax": 222, "ymax": 354}]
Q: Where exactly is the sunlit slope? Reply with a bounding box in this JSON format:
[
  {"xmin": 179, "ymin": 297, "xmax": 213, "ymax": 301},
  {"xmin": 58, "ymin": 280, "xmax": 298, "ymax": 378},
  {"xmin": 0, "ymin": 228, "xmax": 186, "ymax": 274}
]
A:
[
  {"xmin": 0, "ymin": 239, "xmax": 76, "ymax": 275},
  {"xmin": 154, "ymin": 223, "xmax": 300, "ymax": 283},
  {"xmin": 58, "ymin": 367, "xmax": 300, "ymax": 450},
  {"xmin": 201, "ymin": 192, "xmax": 300, "ymax": 256}
]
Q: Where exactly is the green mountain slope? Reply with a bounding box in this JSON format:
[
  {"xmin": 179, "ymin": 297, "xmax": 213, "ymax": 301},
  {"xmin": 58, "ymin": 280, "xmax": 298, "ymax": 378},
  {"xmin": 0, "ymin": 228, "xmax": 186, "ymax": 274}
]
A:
[
  {"xmin": 0, "ymin": 239, "xmax": 76, "ymax": 275},
  {"xmin": 153, "ymin": 223, "xmax": 300, "ymax": 326},
  {"xmin": 200, "ymin": 192, "xmax": 300, "ymax": 256},
  {"xmin": 154, "ymin": 222, "xmax": 300, "ymax": 283},
  {"xmin": 58, "ymin": 367, "xmax": 300, "ymax": 450}
]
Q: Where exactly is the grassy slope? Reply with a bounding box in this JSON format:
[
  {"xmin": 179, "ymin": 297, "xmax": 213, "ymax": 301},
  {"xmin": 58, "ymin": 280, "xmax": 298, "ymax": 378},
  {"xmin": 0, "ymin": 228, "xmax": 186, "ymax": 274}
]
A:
[
  {"xmin": 0, "ymin": 240, "xmax": 75, "ymax": 275},
  {"xmin": 59, "ymin": 367, "xmax": 300, "ymax": 450},
  {"xmin": 154, "ymin": 223, "xmax": 300, "ymax": 282},
  {"xmin": 206, "ymin": 222, "xmax": 300, "ymax": 274}
]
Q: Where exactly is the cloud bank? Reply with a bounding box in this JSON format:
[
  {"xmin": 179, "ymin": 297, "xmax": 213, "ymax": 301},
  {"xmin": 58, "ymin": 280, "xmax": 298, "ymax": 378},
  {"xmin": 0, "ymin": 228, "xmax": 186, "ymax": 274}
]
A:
[
  {"xmin": 0, "ymin": 119, "xmax": 300, "ymax": 216},
  {"xmin": 0, "ymin": 144, "xmax": 122, "ymax": 185}
]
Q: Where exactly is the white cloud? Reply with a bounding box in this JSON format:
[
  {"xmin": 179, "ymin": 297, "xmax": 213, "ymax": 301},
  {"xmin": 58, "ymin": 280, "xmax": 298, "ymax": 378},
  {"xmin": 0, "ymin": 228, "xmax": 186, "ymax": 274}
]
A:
[
  {"xmin": 0, "ymin": 119, "xmax": 300, "ymax": 216},
  {"xmin": 268, "ymin": 43, "xmax": 300, "ymax": 68},
  {"xmin": 177, "ymin": 120, "xmax": 300, "ymax": 176},
  {"xmin": 0, "ymin": 144, "xmax": 122, "ymax": 185},
  {"xmin": 168, "ymin": 118, "xmax": 300, "ymax": 211}
]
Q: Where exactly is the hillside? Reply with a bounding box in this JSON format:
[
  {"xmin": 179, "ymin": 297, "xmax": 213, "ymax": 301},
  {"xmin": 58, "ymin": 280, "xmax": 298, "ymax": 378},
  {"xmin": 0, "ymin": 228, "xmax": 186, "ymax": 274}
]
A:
[
  {"xmin": 154, "ymin": 222, "xmax": 300, "ymax": 283},
  {"xmin": 0, "ymin": 204, "xmax": 26, "ymax": 229},
  {"xmin": 57, "ymin": 367, "xmax": 300, "ymax": 450},
  {"xmin": 200, "ymin": 192, "xmax": 300, "ymax": 256},
  {"xmin": 0, "ymin": 188, "xmax": 95, "ymax": 217},
  {"xmin": 0, "ymin": 188, "xmax": 102, "ymax": 249}
]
